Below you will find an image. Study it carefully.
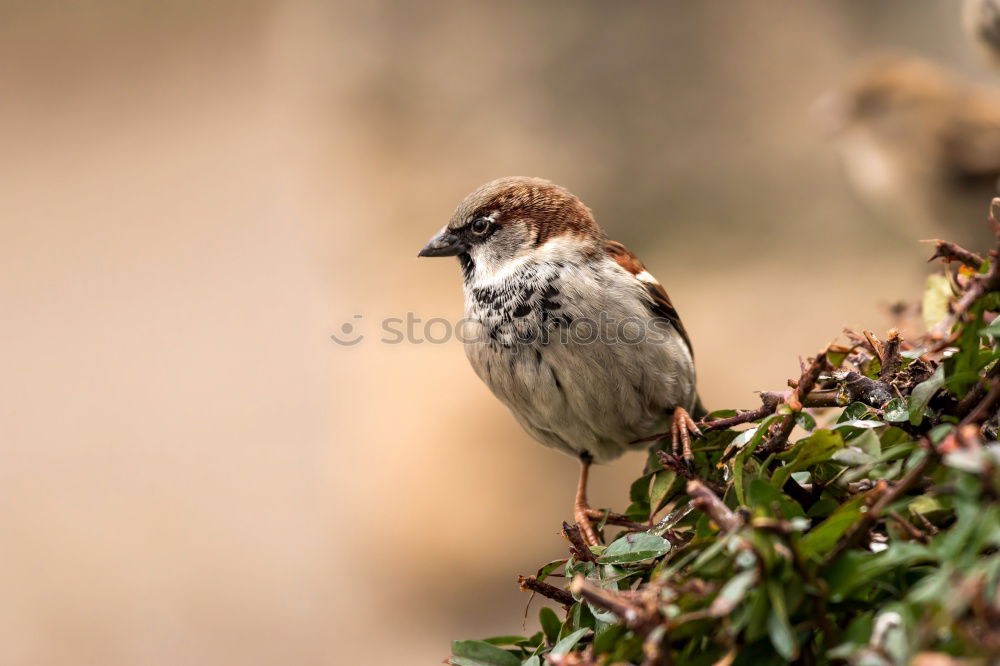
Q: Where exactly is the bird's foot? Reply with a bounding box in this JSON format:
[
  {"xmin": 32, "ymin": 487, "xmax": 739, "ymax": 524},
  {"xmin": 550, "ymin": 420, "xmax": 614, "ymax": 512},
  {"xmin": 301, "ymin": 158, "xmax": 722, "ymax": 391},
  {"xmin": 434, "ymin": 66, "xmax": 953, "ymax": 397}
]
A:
[{"xmin": 671, "ymin": 407, "xmax": 702, "ymax": 470}]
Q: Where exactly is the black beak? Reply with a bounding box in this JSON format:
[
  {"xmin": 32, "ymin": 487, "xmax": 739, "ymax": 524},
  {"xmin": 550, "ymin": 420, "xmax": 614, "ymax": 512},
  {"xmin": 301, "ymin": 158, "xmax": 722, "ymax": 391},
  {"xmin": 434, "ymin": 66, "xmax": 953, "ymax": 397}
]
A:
[{"xmin": 418, "ymin": 231, "xmax": 467, "ymax": 258}]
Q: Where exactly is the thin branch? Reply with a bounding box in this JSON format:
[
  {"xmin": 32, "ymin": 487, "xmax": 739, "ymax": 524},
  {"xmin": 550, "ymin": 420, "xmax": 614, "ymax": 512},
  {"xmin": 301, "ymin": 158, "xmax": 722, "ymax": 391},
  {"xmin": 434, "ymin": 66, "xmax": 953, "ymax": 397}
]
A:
[
  {"xmin": 584, "ymin": 509, "xmax": 652, "ymax": 531},
  {"xmin": 879, "ymin": 329, "xmax": 902, "ymax": 381},
  {"xmin": 759, "ymin": 351, "xmax": 830, "ymax": 455},
  {"xmin": 698, "ymin": 398, "xmax": 779, "ymax": 431},
  {"xmin": 960, "ymin": 381, "xmax": 1000, "ymax": 427},
  {"xmin": 913, "ymin": 511, "xmax": 939, "ymax": 536},
  {"xmin": 518, "ymin": 575, "xmax": 574, "ymax": 607},
  {"xmin": 562, "ymin": 522, "xmax": 597, "ymax": 562},
  {"xmin": 922, "ymin": 239, "xmax": 985, "ymax": 270},
  {"xmin": 570, "ymin": 575, "xmax": 649, "ymax": 627},
  {"xmin": 888, "ymin": 511, "xmax": 928, "ymax": 543},
  {"xmin": 687, "ymin": 480, "xmax": 741, "ymax": 532}
]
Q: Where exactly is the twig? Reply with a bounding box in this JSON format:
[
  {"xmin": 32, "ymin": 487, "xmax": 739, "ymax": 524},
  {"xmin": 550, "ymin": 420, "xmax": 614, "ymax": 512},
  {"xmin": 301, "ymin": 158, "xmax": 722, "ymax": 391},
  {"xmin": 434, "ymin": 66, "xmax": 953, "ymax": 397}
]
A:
[
  {"xmin": 698, "ymin": 393, "xmax": 782, "ymax": 431},
  {"xmin": 584, "ymin": 509, "xmax": 651, "ymax": 531},
  {"xmin": 960, "ymin": 381, "xmax": 1000, "ymax": 427},
  {"xmin": 913, "ymin": 511, "xmax": 939, "ymax": 536},
  {"xmin": 518, "ymin": 575, "xmax": 574, "ymax": 607},
  {"xmin": 759, "ymin": 351, "xmax": 829, "ymax": 455},
  {"xmin": 888, "ymin": 511, "xmax": 928, "ymax": 543},
  {"xmin": 687, "ymin": 480, "xmax": 741, "ymax": 532},
  {"xmin": 879, "ymin": 329, "xmax": 902, "ymax": 381},
  {"xmin": 570, "ymin": 575, "xmax": 649, "ymax": 627},
  {"xmin": 923, "ymin": 239, "xmax": 985, "ymax": 270},
  {"xmin": 863, "ymin": 330, "xmax": 885, "ymax": 363},
  {"xmin": 956, "ymin": 362, "xmax": 1000, "ymax": 417},
  {"xmin": 562, "ymin": 522, "xmax": 597, "ymax": 562}
]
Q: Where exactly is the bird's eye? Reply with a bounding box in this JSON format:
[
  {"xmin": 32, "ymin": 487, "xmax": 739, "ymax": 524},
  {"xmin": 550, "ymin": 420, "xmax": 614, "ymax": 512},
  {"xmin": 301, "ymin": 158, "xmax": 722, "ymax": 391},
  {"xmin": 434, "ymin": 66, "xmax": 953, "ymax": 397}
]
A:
[{"xmin": 470, "ymin": 217, "xmax": 491, "ymax": 235}]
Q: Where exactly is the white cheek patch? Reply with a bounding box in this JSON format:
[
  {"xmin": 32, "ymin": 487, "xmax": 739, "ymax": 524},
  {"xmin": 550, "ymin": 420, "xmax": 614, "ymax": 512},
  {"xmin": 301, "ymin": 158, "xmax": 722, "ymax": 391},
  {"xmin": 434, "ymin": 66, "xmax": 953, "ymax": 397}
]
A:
[
  {"xmin": 467, "ymin": 244, "xmax": 534, "ymax": 285},
  {"xmin": 533, "ymin": 235, "xmax": 583, "ymax": 265}
]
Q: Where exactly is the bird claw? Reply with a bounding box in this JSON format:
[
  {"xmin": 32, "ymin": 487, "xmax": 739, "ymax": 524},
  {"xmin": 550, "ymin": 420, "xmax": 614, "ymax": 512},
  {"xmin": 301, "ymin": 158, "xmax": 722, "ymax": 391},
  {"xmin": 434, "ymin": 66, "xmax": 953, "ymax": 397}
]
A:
[{"xmin": 671, "ymin": 407, "xmax": 701, "ymax": 469}]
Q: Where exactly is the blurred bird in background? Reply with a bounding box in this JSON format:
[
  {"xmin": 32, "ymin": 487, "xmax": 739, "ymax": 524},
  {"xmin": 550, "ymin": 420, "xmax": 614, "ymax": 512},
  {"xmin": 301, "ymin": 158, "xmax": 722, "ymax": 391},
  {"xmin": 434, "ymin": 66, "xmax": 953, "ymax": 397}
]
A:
[
  {"xmin": 817, "ymin": 55, "xmax": 1000, "ymax": 246},
  {"xmin": 964, "ymin": 0, "xmax": 1000, "ymax": 65}
]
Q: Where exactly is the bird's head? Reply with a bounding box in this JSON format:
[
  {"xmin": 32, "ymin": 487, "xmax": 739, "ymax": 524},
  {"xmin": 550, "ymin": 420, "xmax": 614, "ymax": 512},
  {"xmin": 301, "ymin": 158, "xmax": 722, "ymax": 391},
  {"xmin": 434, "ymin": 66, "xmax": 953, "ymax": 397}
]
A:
[
  {"xmin": 816, "ymin": 56, "xmax": 958, "ymax": 138},
  {"xmin": 418, "ymin": 177, "xmax": 605, "ymax": 282}
]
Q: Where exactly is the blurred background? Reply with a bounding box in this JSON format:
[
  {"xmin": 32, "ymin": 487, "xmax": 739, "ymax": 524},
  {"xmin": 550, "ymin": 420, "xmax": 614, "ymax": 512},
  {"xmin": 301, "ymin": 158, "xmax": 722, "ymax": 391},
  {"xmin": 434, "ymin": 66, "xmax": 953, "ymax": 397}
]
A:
[{"xmin": 3, "ymin": 1, "xmax": 999, "ymax": 663}]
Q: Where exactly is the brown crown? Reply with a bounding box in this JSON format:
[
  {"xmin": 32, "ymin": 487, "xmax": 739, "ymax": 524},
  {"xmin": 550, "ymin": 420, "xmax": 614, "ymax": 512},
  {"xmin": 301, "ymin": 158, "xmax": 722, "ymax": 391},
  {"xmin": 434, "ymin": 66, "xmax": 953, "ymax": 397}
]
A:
[{"xmin": 450, "ymin": 177, "xmax": 604, "ymax": 247}]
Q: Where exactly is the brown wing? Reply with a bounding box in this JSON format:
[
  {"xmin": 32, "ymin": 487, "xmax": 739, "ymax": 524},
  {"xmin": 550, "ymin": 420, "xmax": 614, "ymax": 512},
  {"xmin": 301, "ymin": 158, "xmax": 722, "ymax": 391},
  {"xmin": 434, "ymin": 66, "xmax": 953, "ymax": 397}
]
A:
[{"xmin": 605, "ymin": 240, "xmax": 693, "ymax": 358}]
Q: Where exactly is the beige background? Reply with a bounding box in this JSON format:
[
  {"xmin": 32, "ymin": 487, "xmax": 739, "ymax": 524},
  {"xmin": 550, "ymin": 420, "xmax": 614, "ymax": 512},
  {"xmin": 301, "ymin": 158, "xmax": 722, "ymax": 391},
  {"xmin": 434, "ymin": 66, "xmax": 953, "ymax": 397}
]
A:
[{"xmin": 1, "ymin": 2, "xmax": 994, "ymax": 664}]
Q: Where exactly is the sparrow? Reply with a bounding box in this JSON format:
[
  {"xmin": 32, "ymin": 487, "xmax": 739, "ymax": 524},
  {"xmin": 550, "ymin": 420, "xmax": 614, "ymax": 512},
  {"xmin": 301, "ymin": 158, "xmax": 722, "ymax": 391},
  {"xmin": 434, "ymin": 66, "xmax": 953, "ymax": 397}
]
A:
[
  {"xmin": 816, "ymin": 55, "xmax": 1000, "ymax": 246},
  {"xmin": 964, "ymin": 0, "xmax": 1000, "ymax": 66},
  {"xmin": 418, "ymin": 177, "xmax": 703, "ymax": 545}
]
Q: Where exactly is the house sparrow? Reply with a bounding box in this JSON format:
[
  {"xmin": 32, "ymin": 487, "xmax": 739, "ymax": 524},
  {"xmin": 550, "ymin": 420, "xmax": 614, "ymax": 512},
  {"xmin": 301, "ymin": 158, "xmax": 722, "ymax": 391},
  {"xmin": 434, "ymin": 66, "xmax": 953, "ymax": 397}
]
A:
[
  {"xmin": 964, "ymin": 0, "xmax": 1000, "ymax": 66},
  {"xmin": 817, "ymin": 56, "xmax": 1000, "ymax": 245},
  {"xmin": 418, "ymin": 177, "xmax": 702, "ymax": 545}
]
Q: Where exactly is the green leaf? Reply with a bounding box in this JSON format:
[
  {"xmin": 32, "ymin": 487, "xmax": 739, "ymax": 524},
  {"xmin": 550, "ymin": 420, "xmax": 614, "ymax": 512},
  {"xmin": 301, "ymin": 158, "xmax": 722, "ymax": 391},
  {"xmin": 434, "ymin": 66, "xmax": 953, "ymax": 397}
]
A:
[
  {"xmin": 481, "ymin": 636, "xmax": 526, "ymax": 647},
  {"xmin": 766, "ymin": 582, "xmax": 798, "ymax": 660},
  {"xmin": 772, "ymin": 429, "xmax": 844, "ymax": 488},
  {"xmin": 710, "ymin": 568, "xmax": 758, "ymax": 616},
  {"xmin": 831, "ymin": 447, "xmax": 875, "ymax": 466},
  {"xmin": 648, "ymin": 469, "xmax": 677, "ymax": 518},
  {"xmin": 626, "ymin": 474, "xmax": 653, "ymax": 521},
  {"xmin": 535, "ymin": 559, "xmax": 566, "ymax": 582},
  {"xmin": 596, "ymin": 532, "xmax": 670, "ymax": 565},
  {"xmin": 922, "ymin": 273, "xmax": 952, "ymax": 330},
  {"xmin": 539, "ymin": 607, "xmax": 561, "ymax": 645},
  {"xmin": 852, "ymin": 428, "xmax": 882, "ymax": 457},
  {"xmin": 450, "ymin": 640, "xmax": 522, "ymax": 666},
  {"xmin": 794, "ymin": 411, "xmax": 816, "ymax": 431},
  {"xmin": 839, "ymin": 402, "xmax": 873, "ymax": 422},
  {"xmin": 732, "ymin": 415, "xmax": 780, "ymax": 504},
  {"xmin": 980, "ymin": 317, "xmax": 1000, "ymax": 338},
  {"xmin": 591, "ymin": 624, "xmax": 627, "ymax": 655},
  {"xmin": 832, "ymin": 419, "xmax": 885, "ymax": 432},
  {"xmin": 909, "ymin": 365, "xmax": 944, "ymax": 426},
  {"xmin": 799, "ymin": 494, "xmax": 866, "ymax": 559},
  {"xmin": 521, "ymin": 657, "xmax": 541, "ymax": 666},
  {"xmin": 549, "ymin": 628, "xmax": 589, "ymax": 656},
  {"xmin": 883, "ymin": 397, "xmax": 910, "ymax": 423},
  {"xmin": 747, "ymin": 479, "xmax": 804, "ymax": 518},
  {"xmin": 828, "ymin": 347, "xmax": 849, "ymax": 368}
]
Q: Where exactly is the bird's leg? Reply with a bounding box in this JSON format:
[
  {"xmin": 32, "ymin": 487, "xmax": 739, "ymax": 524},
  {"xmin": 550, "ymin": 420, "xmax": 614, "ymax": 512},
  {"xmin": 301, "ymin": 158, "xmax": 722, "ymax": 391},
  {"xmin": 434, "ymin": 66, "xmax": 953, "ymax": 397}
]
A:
[
  {"xmin": 671, "ymin": 407, "xmax": 701, "ymax": 468},
  {"xmin": 573, "ymin": 453, "xmax": 602, "ymax": 547}
]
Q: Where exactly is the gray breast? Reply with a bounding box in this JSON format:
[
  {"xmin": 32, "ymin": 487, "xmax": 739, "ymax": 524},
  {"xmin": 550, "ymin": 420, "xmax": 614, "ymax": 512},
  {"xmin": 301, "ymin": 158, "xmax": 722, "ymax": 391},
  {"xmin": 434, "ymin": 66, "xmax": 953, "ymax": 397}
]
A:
[{"xmin": 462, "ymin": 258, "xmax": 696, "ymax": 463}]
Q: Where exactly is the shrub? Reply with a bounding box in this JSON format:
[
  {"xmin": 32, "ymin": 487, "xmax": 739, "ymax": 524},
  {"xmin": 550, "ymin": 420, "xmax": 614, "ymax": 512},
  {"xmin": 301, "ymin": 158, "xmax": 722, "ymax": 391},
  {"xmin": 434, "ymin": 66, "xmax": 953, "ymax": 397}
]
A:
[{"xmin": 448, "ymin": 203, "xmax": 1000, "ymax": 666}]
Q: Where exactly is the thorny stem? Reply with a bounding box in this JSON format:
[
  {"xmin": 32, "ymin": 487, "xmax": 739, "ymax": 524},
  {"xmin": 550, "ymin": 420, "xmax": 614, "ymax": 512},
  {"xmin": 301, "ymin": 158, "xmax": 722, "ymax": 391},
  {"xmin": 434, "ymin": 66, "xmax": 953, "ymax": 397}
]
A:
[
  {"xmin": 518, "ymin": 575, "xmax": 574, "ymax": 607},
  {"xmin": 570, "ymin": 575, "xmax": 648, "ymax": 628},
  {"xmin": 759, "ymin": 351, "xmax": 830, "ymax": 455},
  {"xmin": 923, "ymin": 239, "xmax": 985, "ymax": 270},
  {"xmin": 562, "ymin": 522, "xmax": 597, "ymax": 563},
  {"xmin": 687, "ymin": 480, "xmax": 741, "ymax": 532}
]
